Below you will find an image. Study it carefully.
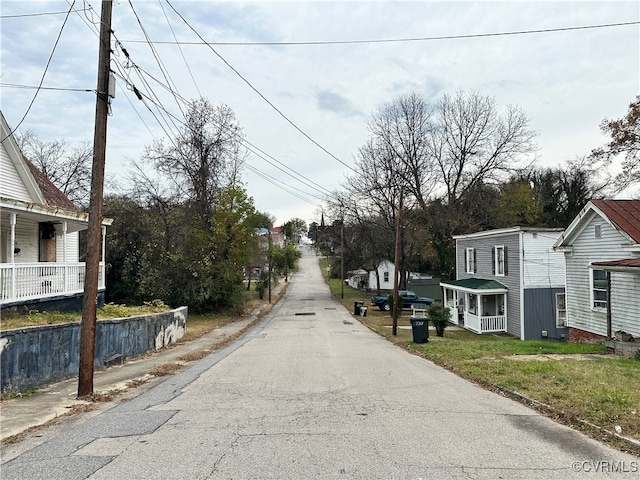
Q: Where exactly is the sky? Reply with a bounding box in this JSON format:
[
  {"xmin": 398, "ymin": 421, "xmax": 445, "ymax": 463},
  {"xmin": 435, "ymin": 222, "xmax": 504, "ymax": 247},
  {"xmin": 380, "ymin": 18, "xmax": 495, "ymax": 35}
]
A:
[{"xmin": 1, "ymin": 1, "xmax": 639, "ymax": 228}]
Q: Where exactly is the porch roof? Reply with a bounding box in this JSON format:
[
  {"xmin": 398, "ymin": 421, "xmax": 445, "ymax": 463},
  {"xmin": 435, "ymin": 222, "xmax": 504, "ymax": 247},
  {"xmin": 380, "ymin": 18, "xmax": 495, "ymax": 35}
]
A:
[{"xmin": 440, "ymin": 278, "xmax": 508, "ymax": 294}]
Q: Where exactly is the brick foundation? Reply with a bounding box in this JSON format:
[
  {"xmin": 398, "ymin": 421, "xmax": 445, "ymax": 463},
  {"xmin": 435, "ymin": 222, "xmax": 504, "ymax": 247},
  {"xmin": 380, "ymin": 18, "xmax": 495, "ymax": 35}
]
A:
[{"xmin": 568, "ymin": 327, "xmax": 606, "ymax": 344}]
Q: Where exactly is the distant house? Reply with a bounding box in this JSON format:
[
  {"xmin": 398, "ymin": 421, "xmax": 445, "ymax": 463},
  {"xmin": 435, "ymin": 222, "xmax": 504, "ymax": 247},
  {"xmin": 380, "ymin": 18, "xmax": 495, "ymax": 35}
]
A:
[
  {"xmin": 553, "ymin": 200, "xmax": 640, "ymax": 345},
  {"xmin": 0, "ymin": 111, "xmax": 112, "ymax": 311},
  {"xmin": 441, "ymin": 227, "xmax": 566, "ymax": 340},
  {"xmin": 347, "ymin": 268, "xmax": 368, "ymax": 289},
  {"xmin": 368, "ymin": 259, "xmax": 396, "ymax": 292}
]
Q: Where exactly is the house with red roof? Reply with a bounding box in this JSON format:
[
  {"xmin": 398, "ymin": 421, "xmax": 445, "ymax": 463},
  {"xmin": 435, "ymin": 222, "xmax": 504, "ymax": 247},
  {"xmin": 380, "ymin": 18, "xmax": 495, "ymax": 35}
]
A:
[
  {"xmin": 554, "ymin": 199, "xmax": 640, "ymax": 350},
  {"xmin": 0, "ymin": 111, "xmax": 112, "ymax": 311}
]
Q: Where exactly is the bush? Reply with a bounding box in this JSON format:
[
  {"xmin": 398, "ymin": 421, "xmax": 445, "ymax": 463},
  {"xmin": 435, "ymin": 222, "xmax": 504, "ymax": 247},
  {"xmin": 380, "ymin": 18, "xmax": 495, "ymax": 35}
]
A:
[{"xmin": 428, "ymin": 302, "xmax": 451, "ymax": 337}]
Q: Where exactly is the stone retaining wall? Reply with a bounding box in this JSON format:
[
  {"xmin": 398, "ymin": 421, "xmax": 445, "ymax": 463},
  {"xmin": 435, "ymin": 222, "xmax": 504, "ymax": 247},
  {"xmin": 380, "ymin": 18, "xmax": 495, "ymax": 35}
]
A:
[{"xmin": 0, "ymin": 307, "xmax": 187, "ymax": 394}]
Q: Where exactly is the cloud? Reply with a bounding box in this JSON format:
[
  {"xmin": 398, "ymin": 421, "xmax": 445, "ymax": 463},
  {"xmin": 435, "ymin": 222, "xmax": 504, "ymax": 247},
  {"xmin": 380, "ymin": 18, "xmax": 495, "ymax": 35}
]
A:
[{"xmin": 315, "ymin": 89, "xmax": 360, "ymax": 117}]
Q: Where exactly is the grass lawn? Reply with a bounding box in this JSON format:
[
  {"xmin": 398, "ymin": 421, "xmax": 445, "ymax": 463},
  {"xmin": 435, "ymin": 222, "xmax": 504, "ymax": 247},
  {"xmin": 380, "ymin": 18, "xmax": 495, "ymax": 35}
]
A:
[{"xmin": 320, "ymin": 258, "xmax": 640, "ymax": 454}]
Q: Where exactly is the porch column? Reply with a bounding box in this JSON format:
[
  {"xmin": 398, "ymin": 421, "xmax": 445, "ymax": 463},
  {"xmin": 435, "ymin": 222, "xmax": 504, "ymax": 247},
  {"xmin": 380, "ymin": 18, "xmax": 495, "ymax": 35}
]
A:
[
  {"xmin": 62, "ymin": 221, "xmax": 68, "ymax": 292},
  {"xmin": 10, "ymin": 213, "xmax": 16, "ymax": 263},
  {"xmin": 62, "ymin": 221, "xmax": 67, "ymax": 263},
  {"xmin": 10, "ymin": 213, "xmax": 17, "ymax": 299}
]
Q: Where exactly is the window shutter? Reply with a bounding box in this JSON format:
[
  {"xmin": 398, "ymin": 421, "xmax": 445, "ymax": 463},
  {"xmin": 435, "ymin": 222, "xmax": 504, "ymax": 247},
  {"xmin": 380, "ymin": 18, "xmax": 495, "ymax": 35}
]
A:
[
  {"xmin": 504, "ymin": 246, "xmax": 508, "ymax": 275},
  {"xmin": 473, "ymin": 248, "xmax": 477, "ymax": 273},
  {"xmin": 492, "ymin": 247, "xmax": 495, "ymax": 275}
]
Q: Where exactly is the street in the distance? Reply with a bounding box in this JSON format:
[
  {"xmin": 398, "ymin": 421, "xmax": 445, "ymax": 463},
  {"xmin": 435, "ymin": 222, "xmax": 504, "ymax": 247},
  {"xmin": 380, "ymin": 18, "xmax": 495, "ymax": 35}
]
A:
[{"xmin": 2, "ymin": 247, "xmax": 638, "ymax": 479}]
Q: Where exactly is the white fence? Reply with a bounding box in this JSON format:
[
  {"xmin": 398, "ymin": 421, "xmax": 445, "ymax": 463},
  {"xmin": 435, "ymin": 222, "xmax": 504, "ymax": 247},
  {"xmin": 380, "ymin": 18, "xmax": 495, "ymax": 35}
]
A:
[{"xmin": 0, "ymin": 263, "xmax": 104, "ymax": 304}]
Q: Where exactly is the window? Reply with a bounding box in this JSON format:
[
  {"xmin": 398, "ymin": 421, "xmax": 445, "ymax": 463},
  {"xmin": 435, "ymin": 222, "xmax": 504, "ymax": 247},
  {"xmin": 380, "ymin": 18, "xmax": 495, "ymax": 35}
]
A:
[
  {"xmin": 468, "ymin": 293, "xmax": 477, "ymax": 315},
  {"xmin": 595, "ymin": 224, "xmax": 602, "ymax": 239},
  {"xmin": 591, "ymin": 269, "xmax": 607, "ymax": 310},
  {"xmin": 465, "ymin": 247, "xmax": 476, "ymax": 274},
  {"xmin": 383, "ymin": 271, "xmax": 389, "ymax": 282},
  {"xmin": 556, "ymin": 293, "xmax": 567, "ymax": 327},
  {"xmin": 493, "ymin": 246, "xmax": 507, "ymax": 276}
]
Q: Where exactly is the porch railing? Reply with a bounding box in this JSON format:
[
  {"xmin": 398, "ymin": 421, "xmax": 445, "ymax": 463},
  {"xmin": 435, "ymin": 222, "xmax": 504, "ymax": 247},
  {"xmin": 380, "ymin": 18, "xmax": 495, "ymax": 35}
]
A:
[
  {"xmin": 465, "ymin": 313, "xmax": 507, "ymax": 334},
  {"xmin": 0, "ymin": 262, "xmax": 104, "ymax": 305}
]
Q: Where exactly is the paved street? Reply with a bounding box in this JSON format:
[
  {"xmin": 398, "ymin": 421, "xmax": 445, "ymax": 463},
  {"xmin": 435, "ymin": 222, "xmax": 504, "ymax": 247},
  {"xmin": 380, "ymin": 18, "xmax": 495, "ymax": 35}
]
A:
[{"xmin": 2, "ymin": 247, "xmax": 638, "ymax": 479}]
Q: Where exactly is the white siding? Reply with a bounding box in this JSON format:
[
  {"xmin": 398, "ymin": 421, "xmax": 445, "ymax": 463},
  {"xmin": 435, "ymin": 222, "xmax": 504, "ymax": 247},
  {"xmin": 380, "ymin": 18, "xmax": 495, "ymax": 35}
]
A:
[
  {"xmin": 0, "ymin": 142, "xmax": 33, "ymax": 202},
  {"xmin": 369, "ymin": 260, "xmax": 395, "ymax": 291},
  {"xmin": 522, "ymin": 232, "xmax": 565, "ymax": 287},
  {"xmin": 1, "ymin": 220, "xmax": 79, "ymax": 264},
  {"xmin": 609, "ymin": 271, "xmax": 640, "ymax": 338},
  {"xmin": 12, "ymin": 219, "xmax": 39, "ymax": 263},
  {"xmin": 565, "ymin": 213, "xmax": 633, "ymax": 337}
]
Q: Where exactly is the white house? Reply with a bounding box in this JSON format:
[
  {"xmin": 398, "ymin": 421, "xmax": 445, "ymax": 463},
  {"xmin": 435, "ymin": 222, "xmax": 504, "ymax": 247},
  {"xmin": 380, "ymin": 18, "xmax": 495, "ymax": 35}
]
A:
[
  {"xmin": 441, "ymin": 227, "xmax": 566, "ymax": 340},
  {"xmin": 368, "ymin": 259, "xmax": 396, "ymax": 291},
  {"xmin": 553, "ymin": 199, "xmax": 640, "ymax": 344},
  {"xmin": 0, "ymin": 111, "xmax": 112, "ymax": 311}
]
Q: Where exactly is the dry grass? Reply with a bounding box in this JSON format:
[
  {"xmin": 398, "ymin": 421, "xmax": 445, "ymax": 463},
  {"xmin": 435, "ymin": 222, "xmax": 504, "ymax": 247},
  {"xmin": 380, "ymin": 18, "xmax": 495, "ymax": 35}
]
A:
[{"xmin": 149, "ymin": 363, "xmax": 184, "ymax": 377}]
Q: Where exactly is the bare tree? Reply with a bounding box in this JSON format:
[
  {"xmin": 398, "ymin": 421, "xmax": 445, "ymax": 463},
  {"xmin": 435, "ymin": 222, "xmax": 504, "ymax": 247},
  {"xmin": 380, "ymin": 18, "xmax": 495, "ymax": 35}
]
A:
[
  {"xmin": 141, "ymin": 98, "xmax": 246, "ymax": 226},
  {"xmin": 429, "ymin": 89, "xmax": 537, "ymax": 207},
  {"xmin": 367, "ymin": 92, "xmax": 439, "ymax": 210},
  {"xmin": 591, "ymin": 95, "xmax": 640, "ymax": 189},
  {"xmin": 16, "ymin": 130, "xmax": 92, "ymax": 207}
]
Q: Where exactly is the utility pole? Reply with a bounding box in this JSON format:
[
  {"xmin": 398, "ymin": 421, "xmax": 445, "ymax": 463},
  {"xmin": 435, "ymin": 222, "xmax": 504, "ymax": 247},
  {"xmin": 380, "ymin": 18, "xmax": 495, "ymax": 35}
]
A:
[
  {"xmin": 340, "ymin": 216, "xmax": 344, "ymax": 299},
  {"xmin": 392, "ymin": 195, "xmax": 403, "ymax": 336},
  {"xmin": 78, "ymin": 0, "xmax": 112, "ymax": 397}
]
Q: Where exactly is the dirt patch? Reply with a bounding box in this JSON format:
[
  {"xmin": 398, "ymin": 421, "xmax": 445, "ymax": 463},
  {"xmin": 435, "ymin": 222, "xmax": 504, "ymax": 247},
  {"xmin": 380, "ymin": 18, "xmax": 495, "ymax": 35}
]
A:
[{"xmin": 505, "ymin": 354, "xmax": 611, "ymax": 361}]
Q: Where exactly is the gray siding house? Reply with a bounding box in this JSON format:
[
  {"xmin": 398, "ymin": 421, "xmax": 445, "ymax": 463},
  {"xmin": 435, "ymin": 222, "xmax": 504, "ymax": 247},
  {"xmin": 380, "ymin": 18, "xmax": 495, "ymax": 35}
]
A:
[
  {"xmin": 553, "ymin": 200, "xmax": 640, "ymax": 343},
  {"xmin": 441, "ymin": 227, "xmax": 567, "ymax": 340}
]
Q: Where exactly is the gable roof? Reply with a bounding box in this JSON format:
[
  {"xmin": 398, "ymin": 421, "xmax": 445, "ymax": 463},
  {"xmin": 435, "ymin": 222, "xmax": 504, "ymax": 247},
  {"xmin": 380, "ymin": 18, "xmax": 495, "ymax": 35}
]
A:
[
  {"xmin": 23, "ymin": 158, "xmax": 79, "ymax": 211},
  {"xmin": 554, "ymin": 199, "xmax": 640, "ymax": 248},
  {"xmin": 1, "ymin": 110, "xmax": 44, "ymax": 204},
  {"xmin": 590, "ymin": 199, "xmax": 640, "ymax": 244}
]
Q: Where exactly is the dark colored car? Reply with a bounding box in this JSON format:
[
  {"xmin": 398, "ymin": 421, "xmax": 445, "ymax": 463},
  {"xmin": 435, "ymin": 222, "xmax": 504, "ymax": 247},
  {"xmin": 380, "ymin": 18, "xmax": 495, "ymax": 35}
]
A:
[{"xmin": 371, "ymin": 290, "xmax": 434, "ymax": 311}]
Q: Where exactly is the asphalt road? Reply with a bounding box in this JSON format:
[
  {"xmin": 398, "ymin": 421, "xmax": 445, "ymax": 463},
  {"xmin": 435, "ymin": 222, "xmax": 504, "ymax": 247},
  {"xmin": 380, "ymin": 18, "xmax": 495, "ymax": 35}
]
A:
[{"xmin": 2, "ymin": 247, "xmax": 638, "ymax": 479}]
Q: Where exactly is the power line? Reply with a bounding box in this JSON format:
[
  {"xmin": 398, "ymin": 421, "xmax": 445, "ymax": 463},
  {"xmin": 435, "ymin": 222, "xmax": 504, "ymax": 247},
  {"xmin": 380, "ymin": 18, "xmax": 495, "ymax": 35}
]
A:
[
  {"xmin": 158, "ymin": 0, "xmax": 202, "ymax": 98},
  {"xmin": 1, "ymin": 1, "xmax": 77, "ymax": 142},
  {"xmin": 0, "ymin": 83, "xmax": 93, "ymax": 92},
  {"xmin": 110, "ymin": 68, "xmax": 330, "ymax": 205},
  {"xmin": 123, "ymin": 20, "xmax": 640, "ymax": 46},
  {"xmin": 110, "ymin": 45, "xmax": 333, "ymax": 198},
  {"xmin": 164, "ymin": 0, "xmax": 358, "ymax": 175},
  {"xmin": 0, "ymin": 8, "xmax": 88, "ymax": 19},
  {"xmin": 127, "ymin": 0, "xmax": 185, "ymax": 118}
]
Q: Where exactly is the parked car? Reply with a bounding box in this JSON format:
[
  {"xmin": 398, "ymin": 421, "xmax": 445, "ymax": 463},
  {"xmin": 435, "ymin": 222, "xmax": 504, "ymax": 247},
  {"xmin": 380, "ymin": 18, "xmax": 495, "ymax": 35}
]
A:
[{"xmin": 370, "ymin": 290, "xmax": 434, "ymax": 311}]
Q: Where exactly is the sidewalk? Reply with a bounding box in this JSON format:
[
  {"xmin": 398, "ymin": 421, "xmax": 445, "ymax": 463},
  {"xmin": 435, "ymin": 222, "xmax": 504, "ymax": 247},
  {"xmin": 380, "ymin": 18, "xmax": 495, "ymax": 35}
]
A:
[{"xmin": 0, "ymin": 283, "xmax": 287, "ymax": 443}]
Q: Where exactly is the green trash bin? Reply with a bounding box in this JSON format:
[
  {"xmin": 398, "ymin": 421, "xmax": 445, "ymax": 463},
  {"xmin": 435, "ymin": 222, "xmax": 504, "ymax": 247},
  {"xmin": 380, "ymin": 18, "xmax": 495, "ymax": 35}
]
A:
[{"xmin": 410, "ymin": 316, "xmax": 429, "ymax": 343}]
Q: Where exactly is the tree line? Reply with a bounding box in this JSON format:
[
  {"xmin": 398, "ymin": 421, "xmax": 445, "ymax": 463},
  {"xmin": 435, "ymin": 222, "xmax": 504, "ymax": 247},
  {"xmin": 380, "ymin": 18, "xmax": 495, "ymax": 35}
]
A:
[
  {"xmin": 17, "ymin": 92, "xmax": 638, "ymax": 304},
  {"xmin": 313, "ymin": 91, "xmax": 638, "ymax": 285},
  {"xmin": 18, "ymin": 99, "xmax": 305, "ymax": 313}
]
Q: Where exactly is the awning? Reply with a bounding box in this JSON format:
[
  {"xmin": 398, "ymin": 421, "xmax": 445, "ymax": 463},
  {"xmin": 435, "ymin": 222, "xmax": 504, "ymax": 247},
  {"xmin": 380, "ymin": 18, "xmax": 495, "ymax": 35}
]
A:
[{"xmin": 440, "ymin": 278, "xmax": 508, "ymax": 294}]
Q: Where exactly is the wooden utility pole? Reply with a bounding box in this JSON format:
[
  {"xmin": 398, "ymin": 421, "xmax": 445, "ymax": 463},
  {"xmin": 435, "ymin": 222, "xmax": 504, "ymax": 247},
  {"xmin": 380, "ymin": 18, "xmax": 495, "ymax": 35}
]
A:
[
  {"xmin": 78, "ymin": 0, "xmax": 112, "ymax": 397},
  {"xmin": 268, "ymin": 230, "xmax": 273, "ymax": 303},
  {"xmin": 392, "ymin": 196, "xmax": 403, "ymax": 336},
  {"xmin": 340, "ymin": 217, "xmax": 344, "ymax": 299}
]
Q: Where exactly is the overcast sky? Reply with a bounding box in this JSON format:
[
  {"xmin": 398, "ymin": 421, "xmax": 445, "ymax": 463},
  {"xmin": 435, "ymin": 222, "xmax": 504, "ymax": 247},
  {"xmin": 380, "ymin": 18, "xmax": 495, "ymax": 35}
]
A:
[{"xmin": 1, "ymin": 1, "xmax": 638, "ymax": 227}]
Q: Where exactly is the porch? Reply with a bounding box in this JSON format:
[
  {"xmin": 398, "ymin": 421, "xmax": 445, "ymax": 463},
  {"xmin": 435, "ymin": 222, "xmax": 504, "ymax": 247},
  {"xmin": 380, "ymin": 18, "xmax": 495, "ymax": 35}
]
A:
[
  {"xmin": 0, "ymin": 262, "xmax": 105, "ymax": 306},
  {"xmin": 441, "ymin": 278, "xmax": 508, "ymax": 335}
]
